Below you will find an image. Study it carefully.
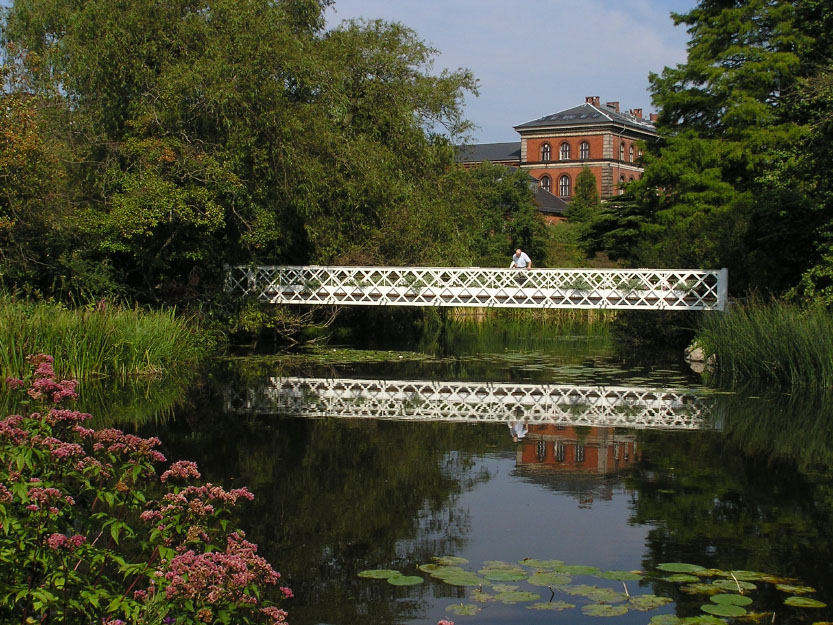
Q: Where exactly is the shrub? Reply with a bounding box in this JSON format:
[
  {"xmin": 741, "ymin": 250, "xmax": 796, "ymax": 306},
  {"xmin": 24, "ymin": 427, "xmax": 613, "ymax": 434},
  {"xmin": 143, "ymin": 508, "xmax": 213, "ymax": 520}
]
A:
[{"xmin": 0, "ymin": 354, "xmax": 290, "ymax": 624}]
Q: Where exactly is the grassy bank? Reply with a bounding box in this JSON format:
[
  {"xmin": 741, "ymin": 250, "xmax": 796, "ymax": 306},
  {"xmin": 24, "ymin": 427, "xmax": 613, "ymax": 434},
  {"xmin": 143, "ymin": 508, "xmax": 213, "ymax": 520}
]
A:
[
  {"xmin": 696, "ymin": 298, "xmax": 833, "ymax": 387},
  {"xmin": 0, "ymin": 296, "xmax": 215, "ymax": 380}
]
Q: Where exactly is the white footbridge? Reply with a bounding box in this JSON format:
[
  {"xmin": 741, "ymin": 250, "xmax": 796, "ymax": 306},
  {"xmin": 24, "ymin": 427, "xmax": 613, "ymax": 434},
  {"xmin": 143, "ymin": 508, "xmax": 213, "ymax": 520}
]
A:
[
  {"xmin": 225, "ymin": 266, "xmax": 728, "ymax": 311},
  {"xmin": 225, "ymin": 377, "xmax": 718, "ymax": 430}
]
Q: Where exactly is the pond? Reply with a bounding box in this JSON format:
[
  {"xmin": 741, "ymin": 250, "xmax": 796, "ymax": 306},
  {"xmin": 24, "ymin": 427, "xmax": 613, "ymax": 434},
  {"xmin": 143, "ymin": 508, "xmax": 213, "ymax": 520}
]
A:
[{"xmin": 103, "ymin": 318, "xmax": 833, "ymax": 625}]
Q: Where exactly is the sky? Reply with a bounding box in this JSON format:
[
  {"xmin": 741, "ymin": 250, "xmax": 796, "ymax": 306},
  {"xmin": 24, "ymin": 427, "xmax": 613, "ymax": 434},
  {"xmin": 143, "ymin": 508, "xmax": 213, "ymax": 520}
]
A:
[
  {"xmin": 0, "ymin": 0, "xmax": 698, "ymax": 144},
  {"xmin": 326, "ymin": 0, "xmax": 697, "ymax": 143}
]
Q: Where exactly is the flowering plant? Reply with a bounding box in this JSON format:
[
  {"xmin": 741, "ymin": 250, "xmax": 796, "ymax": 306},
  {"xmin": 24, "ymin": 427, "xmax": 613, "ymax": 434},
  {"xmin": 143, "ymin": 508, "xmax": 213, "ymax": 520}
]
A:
[{"xmin": 0, "ymin": 354, "xmax": 289, "ymax": 624}]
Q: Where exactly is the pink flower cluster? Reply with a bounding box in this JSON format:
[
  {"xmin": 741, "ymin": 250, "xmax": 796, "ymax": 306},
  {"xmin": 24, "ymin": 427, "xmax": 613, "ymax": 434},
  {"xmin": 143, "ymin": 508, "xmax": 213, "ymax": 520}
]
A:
[
  {"xmin": 0, "ymin": 415, "xmax": 29, "ymax": 445},
  {"xmin": 46, "ymin": 533, "xmax": 86, "ymax": 550},
  {"xmin": 163, "ymin": 532, "xmax": 280, "ymax": 604},
  {"xmin": 161, "ymin": 460, "xmax": 201, "ymax": 483},
  {"xmin": 25, "ymin": 354, "xmax": 78, "ymax": 404},
  {"xmin": 437, "ymin": 621, "xmax": 455, "ymax": 625},
  {"xmin": 26, "ymin": 484, "xmax": 74, "ymax": 513},
  {"xmin": 0, "ymin": 484, "xmax": 12, "ymax": 503},
  {"xmin": 46, "ymin": 408, "xmax": 91, "ymax": 425},
  {"xmin": 93, "ymin": 429, "xmax": 166, "ymax": 464},
  {"xmin": 157, "ymin": 483, "xmax": 254, "ymax": 521},
  {"xmin": 261, "ymin": 606, "xmax": 288, "ymax": 624}
]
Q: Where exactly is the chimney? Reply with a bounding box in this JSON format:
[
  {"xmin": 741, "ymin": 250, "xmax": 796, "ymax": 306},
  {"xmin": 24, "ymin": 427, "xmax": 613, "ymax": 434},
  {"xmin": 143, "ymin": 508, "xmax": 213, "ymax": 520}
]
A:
[
  {"xmin": 631, "ymin": 108, "xmax": 642, "ymax": 119},
  {"xmin": 586, "ymin": 95, "xmax": 600, "ymax": 106},
  {"xmin": 606, "ymin": 101, "xmax": 619, "ymax": 113},
  {"xmin": 650, "ymin": 113, "xmax": 659, "ymax": 122}
]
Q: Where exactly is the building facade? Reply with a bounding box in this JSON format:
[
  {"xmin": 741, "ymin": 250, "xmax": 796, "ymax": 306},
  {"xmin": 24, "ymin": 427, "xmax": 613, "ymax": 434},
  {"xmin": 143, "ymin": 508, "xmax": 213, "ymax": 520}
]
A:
[{"xmin": 458, "ymin": 96, "xmax": 658, "ymax": 203}]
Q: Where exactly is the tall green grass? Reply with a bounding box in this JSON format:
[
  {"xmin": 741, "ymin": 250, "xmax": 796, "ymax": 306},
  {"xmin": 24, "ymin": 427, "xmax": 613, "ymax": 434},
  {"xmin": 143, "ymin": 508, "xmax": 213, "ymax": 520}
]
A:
[
  {"xmin": 0, "ymin": 295, "xmax": 215, "ymax": 380},
  {"xmin": 696, "ymin": 298, "xmax": 833, "ymax": 388}
]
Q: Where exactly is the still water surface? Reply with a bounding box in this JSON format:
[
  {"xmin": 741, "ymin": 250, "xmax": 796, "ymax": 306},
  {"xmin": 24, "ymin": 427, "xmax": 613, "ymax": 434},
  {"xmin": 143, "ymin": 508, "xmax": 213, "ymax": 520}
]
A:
[{"xmin": 121, "ymin": 320, "xmax": 833, "ymax": 625}]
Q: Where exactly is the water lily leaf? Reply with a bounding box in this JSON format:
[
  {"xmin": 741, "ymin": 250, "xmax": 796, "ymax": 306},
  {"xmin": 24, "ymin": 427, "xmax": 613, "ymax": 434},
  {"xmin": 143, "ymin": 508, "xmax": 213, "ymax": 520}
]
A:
[
  {"xmin": 658, "ymin": 489, "xmax": 676, "ymax": 494},
  {"xmin": 519, "ymin": 558, "xmax": 564, "ymax": 569},
  {"xmin": 527, "ymin": 600, "xmax": 575, "ymax": 611},
  {"xmin": 649, "ymin": 615, "xmax": 683, "ymax": 625},
  {"xmin": 712, "ymin": 579, "xmax": 756, "ymax": 591},
  {"xmin": 776, "ymin": 584, "xmax": 816, "ymax": 595},
  {"xmin": 582, "ymin": 603, "xmax": 630, "ymax": 617},
  {"xmin": 425, "ymin": 565, "xmax": 465, "ymax": 578},
  {"xmin": 441, "ymin": 572, "xmax": 488, "ymax": 587},
  {"xmin": 784, "ymin": 597, "xmax": 827, "ymax": 608},
  {"xmin": 434, "ymin": 555, "xmax": 469, "ymax": 566},
  {"xmin": 712, "ymin": 594, "xmax": 753, "ymax": 606},
  {"xmin": 482, "ymin": 560, "xmax": 516, "ymax": 569},
  {"xmin": 664, "ymin": 574, "xmax": 700, "ymax": 583},
  {"xmin": 701, "ymin": 603, "xmax": 747, "ymax": 617},
  {"xmin": 562, "ymin": 584, "xmax": 602, "ymax": 596},
  {"xmin": 494, "ymin": 590, "xmax": 541, "ymax": 604},
  {"xmin": 658, "ymin": 563, "xmax": 707, "ymax": 573},
  {"xmin": 491, "ymin": 584, "xmax": 519, "ymax": 593},
  {"xmin": 470, "ymin": 589, "xmax": 495, "ymax": 603},
  {"xmin": 693, "ymin": 568, "xmax": 726, "ymax": 577},
  {"xmin": 597, "ymin": 570, "xmax": 643, "ymax": 581},
  {"xmin": 586, "ymin": 588, "xmax": 628, "ymax": 603},
  {"xmin": 482, "ymin": 570, "xmax": 528, "ymax": 582},
  {"xmin": 559, "ymin": 564, "xmax": 601, "ymax": 575},
  {"xmin": 680, "ymin": 583, "xmax": 723, "ymax": 596},
  {"xmin": 630, "ymin": 594, "xmax": 674, "ymax": 611},
  {"xmin": 445, "ymin": 603, "xmax": 480, "ymax": 616},
  {"xmin": 387, "ymin": 575, "xmax": 423, "ymax": 586},
  {"xmin": 683, "ymin": 616, "xmax": 729, "ymax": 625},
  {"xmin": 527, "ymin": 572, "xmax": 571, "ymax": 586},
  {"xmin": 722, "ymin": 570, "xmax": 768, "ymax": 581},
  {"xmin": 358, "ymin": 569, "xmax": 400, "ymax": 579}
]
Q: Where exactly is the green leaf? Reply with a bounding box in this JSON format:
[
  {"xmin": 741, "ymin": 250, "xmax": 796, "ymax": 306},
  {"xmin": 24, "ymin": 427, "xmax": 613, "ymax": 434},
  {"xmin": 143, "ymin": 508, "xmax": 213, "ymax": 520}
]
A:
[
  {"xmin": 387, "ymin": 574, "xmax": 423, "ymax": 586},
  {"xmin": 657, "ymin": 563, "xmax": 707, "ymax": 573},
  {"xmin": 445, "ymin": 603, "xmax": 480, "ymax": 615},
  {"xmin": 783, "ymin": 596, "xmax": 826, "ymax": 608},
  {"xmin": 358, "ymin": 569, "xmax": 400, "ymax": 579},
  {"xmin": 711, "ymin": 594, "xmax": 753, "ymax": 606},
  {"xmin": 581, "ymin": 603, "xmax": 630, "ymax": 617},
  {"xmin": 701, "ymin": 602, "xmax": 747, "ymax": 617}
]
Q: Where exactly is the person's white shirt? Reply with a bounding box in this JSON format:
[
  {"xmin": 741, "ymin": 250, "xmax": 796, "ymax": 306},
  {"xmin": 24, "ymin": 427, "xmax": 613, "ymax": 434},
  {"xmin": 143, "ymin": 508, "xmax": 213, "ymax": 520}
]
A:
[{"xmin": 511, "ymin": 251, "xmax": 531, "ymax": 268}]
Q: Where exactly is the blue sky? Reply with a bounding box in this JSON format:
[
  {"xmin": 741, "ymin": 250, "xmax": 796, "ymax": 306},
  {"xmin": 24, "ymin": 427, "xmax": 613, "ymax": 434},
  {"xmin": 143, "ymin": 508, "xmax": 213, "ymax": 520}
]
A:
[
  {"xmin": 327, "ymin": 0, "xmax": 697, "ymax": 143},
  {"xmin": 1, "ymin": 0, "xmax": 698, "ymax": 143}
]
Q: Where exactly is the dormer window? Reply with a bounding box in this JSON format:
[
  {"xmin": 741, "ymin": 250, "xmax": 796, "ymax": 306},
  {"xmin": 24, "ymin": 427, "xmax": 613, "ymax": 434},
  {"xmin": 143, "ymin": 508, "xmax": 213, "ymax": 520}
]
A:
[
  {"xmin": 541, "ymin": 143, "xmax": 551, "ymax": 162},
  {"xmin": 560, "ymin": 142, "xmax": 571, "ymax": 160}
]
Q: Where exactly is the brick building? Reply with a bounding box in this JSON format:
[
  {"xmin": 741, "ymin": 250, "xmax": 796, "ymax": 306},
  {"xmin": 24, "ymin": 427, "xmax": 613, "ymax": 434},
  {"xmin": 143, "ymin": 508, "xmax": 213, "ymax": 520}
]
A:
[{"xmin": 458, "ymin": 96, "xmax": 658, "ymax": 204}]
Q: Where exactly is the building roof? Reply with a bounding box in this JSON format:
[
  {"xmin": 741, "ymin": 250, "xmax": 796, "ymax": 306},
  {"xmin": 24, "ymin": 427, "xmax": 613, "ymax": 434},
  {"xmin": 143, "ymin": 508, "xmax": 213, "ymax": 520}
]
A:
[
  {"xmin": 533, "ymin": 185, "xmax": 568, "ymax": 216},
  {"xmin": 456, "ymin": 142, "xmax": 521, "ymax": 163},
  {"xmin": 514, "ymin": 102, "xmax": 655, "ymax": 134}
]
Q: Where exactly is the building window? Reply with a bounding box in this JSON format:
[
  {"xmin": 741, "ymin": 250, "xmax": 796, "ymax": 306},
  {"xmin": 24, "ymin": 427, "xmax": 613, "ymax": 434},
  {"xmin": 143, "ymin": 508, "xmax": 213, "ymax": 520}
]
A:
[
  {"xmin": 579, "ymin": 141, "xmax": 590, "ymax": 160},
  {"xmin": 560, "ymin": 142, "xmax": 571, "ymax": 160},
  {"xmin": 536, "ymin": 440, "xmax": 546, "ymax": 462},
  {"xmin": 541, "ymin": 143, "xmax": 551, "ymax": 162},
  {"xmin": 558, "ymin": 175, "xmax": 571, "ymax": 197},
  {"xmin": 540, "ymin": 175, "xmax": 551, "ymax": 192},
  {"xmin": 619, "ymin": 142, "xmax": 625, "ymax": 161},
  {"xmin": 629, "ymin": 145, "xmax": 634, "ymax": 162},
  {"xmin": 555, "ymin": 442, "xmax": 565, "ymax": 462},
  {"xmin": 619, "ymin": 175, "xmax": 625, "ymax": 195},
  {"xmin": 575, "ymin": 444, "xmax": 585, "ymax": 463}
]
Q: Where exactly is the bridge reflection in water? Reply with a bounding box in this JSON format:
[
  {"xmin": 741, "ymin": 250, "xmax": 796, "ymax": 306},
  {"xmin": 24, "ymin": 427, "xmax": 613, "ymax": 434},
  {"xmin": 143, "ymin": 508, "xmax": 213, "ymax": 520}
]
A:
[{"xmin": 225, "ymin": 377, "xmax": 717, "ymax": 430}]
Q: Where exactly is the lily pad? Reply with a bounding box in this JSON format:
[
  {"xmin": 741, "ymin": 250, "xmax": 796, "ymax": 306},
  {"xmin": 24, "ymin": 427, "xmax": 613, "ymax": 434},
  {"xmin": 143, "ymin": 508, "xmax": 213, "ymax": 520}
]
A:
[
  {"xmin": 358, "ymin": 569, "xmax": 400, "ymax": 579},
  {"xmin": 586, "ymin": 588, "xmax": 628, "ymax": 603},
  {"xmin": 776, "ymin": 584, "xmax": 816, "ymax": 595},
  {"xmin": 470, "ymin": 589, "xmax": 495, "ymax": 603},
  {"xmin": 445, "ymin": 603, "xmax": 481, "ymax": 616},
  {"xmin": 424, "ymin": 565, "xmax": 465, "ymax": 578},
  {"xmin": 493, "ymin": 589, "xmax": 541, "ymax": 604},
  {"xmin": 519, "ymin": 558, "xmax": 564, "ymax": 569},
  {"xmin": 664, "ymin": 574, "xmax": 701, "ymax": 583},
  {"xmin": 527, "ymin": 572, "xmax": 571, "ymax": 586},
  {"xmin": 387, "ymin": 575, "xmax": 423, "ymax": 586},
  {"xmin": 629, "ymin": 594, "xmax": 674, "ymax": 611},
  {"xmin": 527, "ymin": 600, "xmax": 575, "ymax": 611},
  {"xmin": 683, "ymin": 617, "xmax": 731, "ymax": 625},
  {"xmin": 649, "ymin": 615, "xmax": 683, "ymax": 625},
  {"xmin": 434, "ymin": 555, "xmax": 469, "ymax": 566},
  {"xmin": 559, "ymin": 564, "xmax": 601, "ymax": 575},
  {"xmin": 597, "ymin": 570, "xmax": 643, "ymax": 581},
  {"xmin": 441, "ymin": 571, "xmax": 488, "ymax": 587},
  {"xmin": 784, "ymin": 597, "xmax": 827, "ymax": 608},
  {"xmin": 711, "ymin": 593, "xmax": 753, "ymax": 606},
  {"xmin": 680, "ymin": 583, "xmax": 723, "ymax": 596},
  {"xmin": 712, "ymin": 579, "xmax": 756, "ymax": 592},
  {"xmin": 701, "ymin": 603, "xmax": 747, "ymax": 617},
  {"xmin": 582, "ymin": 603, "xmax": 630, "ymax": 617},
  {"xmin": 480, "ymin": 569, "xmax": 528, "ymax": 582},
  {"xmin": 492, "ymin": 584, "xmax": 519, "ymax": 593},
  {"xmin": 722, "ymin": 570, "xmax": 768, "ymax": 581},
  {"xmin": 658, "ymin": 563, "xmax": 707, "ymax": 573}
]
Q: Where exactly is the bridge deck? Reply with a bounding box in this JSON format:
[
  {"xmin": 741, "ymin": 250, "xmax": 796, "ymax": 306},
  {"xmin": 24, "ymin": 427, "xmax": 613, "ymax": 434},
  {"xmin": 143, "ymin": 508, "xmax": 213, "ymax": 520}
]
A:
[{"xmin": 225, "ymin": 265, "xmax": 728, "ymax": 310}]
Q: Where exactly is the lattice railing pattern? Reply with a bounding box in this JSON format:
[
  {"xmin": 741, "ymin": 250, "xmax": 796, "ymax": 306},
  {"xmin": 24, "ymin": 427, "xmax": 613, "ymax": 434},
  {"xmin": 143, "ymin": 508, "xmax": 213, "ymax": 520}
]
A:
[
  {"xmin": 225, "ymin": 266, "xmax": 728, "ymax": 310},
  {"xmin": 225, "ymin": 377, "xmax": 716, "ymax": 430}
]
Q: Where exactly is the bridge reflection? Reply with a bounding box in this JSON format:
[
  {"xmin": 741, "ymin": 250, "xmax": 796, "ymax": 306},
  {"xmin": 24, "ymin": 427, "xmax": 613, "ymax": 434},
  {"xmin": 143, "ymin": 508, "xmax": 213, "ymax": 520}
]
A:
[{"xmin": 225, "ymin": 377, "xmax": 717, "ymax": 430}]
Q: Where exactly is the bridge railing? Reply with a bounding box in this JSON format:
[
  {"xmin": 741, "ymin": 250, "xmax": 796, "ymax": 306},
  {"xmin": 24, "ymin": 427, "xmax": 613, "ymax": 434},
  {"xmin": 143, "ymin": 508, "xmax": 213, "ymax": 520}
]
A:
[
  {"xmin": 224, "ymin": 377, "xmax": 717, "ymax": 429},
  {"xmin": 225, "ymin": 265, "xmax": 728, "ymax": 310}
]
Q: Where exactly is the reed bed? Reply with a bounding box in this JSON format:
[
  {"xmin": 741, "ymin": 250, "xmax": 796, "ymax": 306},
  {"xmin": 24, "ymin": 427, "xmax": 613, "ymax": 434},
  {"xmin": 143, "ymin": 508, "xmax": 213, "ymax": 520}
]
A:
[
  {"xmin": 0, "ymin": 296, "xmax": 213, "ymax": 380},
  {"xmin": 696, "ymin": 298, "xmax": 833, "ymax": 388}
]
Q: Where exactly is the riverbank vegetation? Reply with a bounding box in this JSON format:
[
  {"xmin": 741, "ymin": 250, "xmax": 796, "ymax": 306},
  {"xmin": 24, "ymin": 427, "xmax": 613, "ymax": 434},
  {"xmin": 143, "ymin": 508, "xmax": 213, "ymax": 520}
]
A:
[
  {"xmin": 0, "ymin": 296, "xmax": 213, "ymax": 380},
  {"xmin": 696, "ymin": 299, "xmax": 833, "ymax": 388}
]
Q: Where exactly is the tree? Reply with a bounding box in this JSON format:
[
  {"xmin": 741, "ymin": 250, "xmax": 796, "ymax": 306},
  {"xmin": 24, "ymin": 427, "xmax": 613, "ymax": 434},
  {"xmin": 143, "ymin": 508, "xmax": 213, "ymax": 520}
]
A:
[{"xmin": 567, "ymin": 167, "xmax": 600, "ymax": 225}]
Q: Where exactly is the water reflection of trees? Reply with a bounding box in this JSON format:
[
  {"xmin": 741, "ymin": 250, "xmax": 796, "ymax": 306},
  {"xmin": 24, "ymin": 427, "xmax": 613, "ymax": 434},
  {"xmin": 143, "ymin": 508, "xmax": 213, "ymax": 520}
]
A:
[
  {"xmin": 144, "ymin": 373, "xmax": 506, "ymax": 625},
  {"xmin": 629, "ymin": 389, "xmax": 833, "ymax": 618}
]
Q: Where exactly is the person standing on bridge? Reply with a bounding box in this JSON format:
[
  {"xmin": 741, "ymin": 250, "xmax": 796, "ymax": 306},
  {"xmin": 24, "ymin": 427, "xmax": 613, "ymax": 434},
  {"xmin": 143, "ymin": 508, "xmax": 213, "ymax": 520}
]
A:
[{"xmin": 510, "ymin": 248, "xmax": 532, "ymax": 270}]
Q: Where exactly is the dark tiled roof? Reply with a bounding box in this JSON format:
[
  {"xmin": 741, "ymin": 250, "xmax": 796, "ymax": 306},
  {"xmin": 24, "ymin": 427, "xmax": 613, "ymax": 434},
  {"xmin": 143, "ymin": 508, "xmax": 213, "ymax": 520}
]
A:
[
  {"xmin": 515, "ymin": 103, "xmax": 655, "ymax": 133},
  {"xmin": 456, "ymin": 142, "xmax": 521, "ymax": 163},
  {"xmin": 533, "ymin": 186, "xmax": 568, "ymax": 215}
]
